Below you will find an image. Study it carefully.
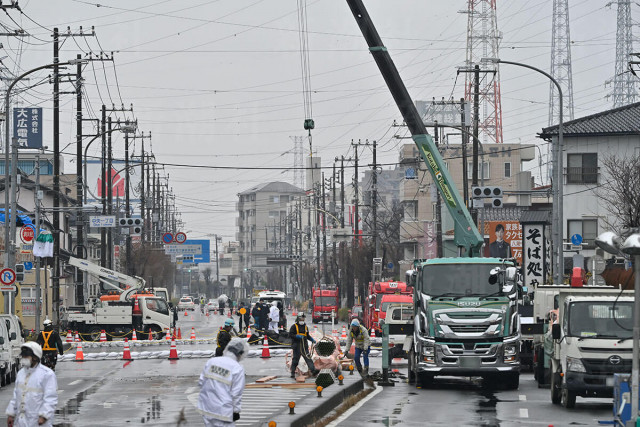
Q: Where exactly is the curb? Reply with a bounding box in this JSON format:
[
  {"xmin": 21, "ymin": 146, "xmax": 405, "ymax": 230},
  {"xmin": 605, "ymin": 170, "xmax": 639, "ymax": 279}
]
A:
[{"xmin": 268, "ymin": 375, "xmax": 364, "ymax": 427}]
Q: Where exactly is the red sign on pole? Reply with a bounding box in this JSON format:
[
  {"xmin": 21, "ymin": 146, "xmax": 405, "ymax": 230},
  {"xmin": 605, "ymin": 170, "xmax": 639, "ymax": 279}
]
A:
[
  {"xmin": 20, "ymin": 226, "xmax": 35, "ymax": 243},
  {"xmin": 175, "ymin": 232, "xmax": 187, "ymax": 244}
]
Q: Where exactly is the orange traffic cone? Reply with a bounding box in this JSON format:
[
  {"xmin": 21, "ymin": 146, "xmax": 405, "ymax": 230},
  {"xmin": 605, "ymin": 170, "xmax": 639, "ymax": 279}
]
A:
[
  {"xmin": 75, "ymin": 341, "xmax": 85, "ymax": 362},
  {"xmin": 148, "ymin": 330, "xmax": 154, "ymax": 341},
  {"xmin": 75, "ymin": 331, "xmax": 80, "ymax": 342},
  {"xmin": 206, "ymin": 311, "xmax": 210, "ymax": 317},
  {"xmin": 133, "ymin": 298, "xmax": 141, "ymax": 315},
  {"xmin": 333, "ymin": 328, "xmax": 338, "ymax": 337},
  {"xmin": 165, "ymin": 328, "xmax": 171, "ymax": 341},
  {"xmin": 177, "ymin": 328, "xmax": 182, "ymax": 339},
  {"xmin": 292, "ymin": 307, "xmax": 297, "ymax": 316},
  {"xmin": 123, "ymin": 338, "xmax": 132, "ymax": 361},
  {"xmin": 370, "ymin": 326, "xmax": 375, "ymax": 339},
  {"xmin": 246, "ymin": 324, "xmax": 251, "ymax": 337},
  {"xmin": 341, "ymin": 326, "xmax": 347, "ymax": 340},
  {"xmin": 66, "ymin": 330, "xmax": 73, "ymax": 343},
  {"xmin": 168, "ymin": 337, "xmax": 179, "ymax": 360},
  {"xmin": 132, "ymin": 329, "xmax": 138, "ymax": 341},
  {"xmin": 99, "ymin": 330, "xmax": 107, "ymax": 342},
  {"xmin": 261, "ymin": 335, "xmax": 270, "ymax": 358},
  {"xmin": 190, "ymin": 327, "xmax": 196, "ymax": 340},
  {"xmin": 184, "ymin": 310, "xmax": 188, "ymax": 317}
]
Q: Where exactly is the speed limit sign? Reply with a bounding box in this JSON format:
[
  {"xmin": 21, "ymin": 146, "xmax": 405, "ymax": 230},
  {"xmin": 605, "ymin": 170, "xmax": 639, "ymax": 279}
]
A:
[{"xmin": 175, "ymin": 232, "xmax": 187, "ymax": 244}]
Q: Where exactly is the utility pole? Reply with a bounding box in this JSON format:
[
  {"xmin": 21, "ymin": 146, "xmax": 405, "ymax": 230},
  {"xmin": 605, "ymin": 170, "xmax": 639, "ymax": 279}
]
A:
[
  {"xmin": 372, "ymin": 140, "xmax": 379, "ymax": 258},
  {"xmin": 322, "ymin": 172, "xmax": 328, "ymax": 283},
  {"xmin": 140, "ymin": 134, "xmax": 145, "ymax": 242},
  {"xmin": 52, "ymin": 27, "xmax": 61, "ymax": 324},
  {"xmin": 34, "ymin": 151, "xmax": 42, "ymax": 332},
  {"xmin": 75, "ymin": 54, "xmax": 84, "ymax": 305},
  {"xmin": 472, "ymin": 65, "xmax": 480, "ymax": 226},
  {"xmin": 315, "ymin": 183, "xmax": 321, "ymax": 286},
  {"xmin": 352, "ymin": 141, "xmax": 360, "ymax": 247},
  {"xmin": 100, "ymin": 105, "xmax": 106, "ymax": 267},
  {"xmin": 107, "ymin": 117, "xmax": 113, "ymax": 269},
  {"xmin": 125, "ymin": 128, "xmax": 132, "ymax": 275},
  {"xmin": 434, "ymin": 124, "xmax": 443, "ymax": 257},
  {"xmin": 461, "ymin": 98, "xmax": 469, "ymax": 205}
]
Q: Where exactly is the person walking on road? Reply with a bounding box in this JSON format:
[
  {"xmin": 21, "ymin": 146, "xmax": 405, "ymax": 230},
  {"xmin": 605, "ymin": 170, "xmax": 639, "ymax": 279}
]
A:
[
  {"xmin": 216, "ymin": 318, "xmax": 237, "ymax": 357},
  {"xmin": 236, "ymin": 302, "xmax": 250, "ymax": 333},
  {"xmin": 258, "ymin": 302, "xmax": 270, "ymax": 333},
  {"xmin": 268, "ymin": 301, "xmax": 280, "ymax": 332},
  {"xmin": 198, "ymin": 338, "xmax": 248, "ymax": 427},
  {"xmin": 344, "ymin": 319, "xmax": 371, "ymax": 377},
  {"xmin": 36, "ymin": 319, "xmax": 63, "ymax": 371},
  {"xmin": 6, "ymin": 342, "xmax": 58, "ymax": 427},
  {"xmin": 251, "ymin": 301, "xmax": 264, "ymax": 333},
  {"xmin": 288, "ymin": 313, "xmax": 319, "ymax": 378}
]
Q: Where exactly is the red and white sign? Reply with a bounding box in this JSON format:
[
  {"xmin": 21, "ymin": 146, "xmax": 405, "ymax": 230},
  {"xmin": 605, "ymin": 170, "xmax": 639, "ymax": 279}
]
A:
[
  {"xmin": 175, "ymin": 232, "xmax": 187, "ymax": 244},
  {"xmin": 20, "ymin": 225, "xmax": 34, "ymax": 243},
  {"xmin": 0, "ymin": 268, "xmax": 16, "ymax": 286},
  {"xmin": 114, "ymin": 245, "xmax": 120, "ymax": 259}
]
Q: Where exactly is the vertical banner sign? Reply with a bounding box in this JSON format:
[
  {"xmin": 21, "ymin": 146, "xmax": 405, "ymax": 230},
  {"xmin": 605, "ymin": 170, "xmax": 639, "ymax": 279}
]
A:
[
  {"xmin": 423, "ymin": 222, "xmax": 437, "ymax": 260},
  {"xmin": 13, "ymin": 108, "xmax": 43, "ymax": 148},
  {"xmin": 523, "ymin": 224, "xmax": 547, "ymax": 287},
  {"xmin": 487, "ymin": 220, "xmax": 522, "ymax": 264}
]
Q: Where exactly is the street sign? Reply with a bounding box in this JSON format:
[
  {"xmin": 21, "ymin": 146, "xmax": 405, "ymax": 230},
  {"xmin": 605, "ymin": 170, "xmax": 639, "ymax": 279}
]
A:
[
  {"xmin": 20, "ymin": 225, "xmax": 34, "ymax": 243},
  {"xmin": 89, "ymin": 215, "xmax": 116, "ymax": 228},
  {"xmin": 590, "ymin": 255, "xmax": 606, "ymax": 275},
  {"xmin": 571, "ymin": 234, "xmax": 583, "ymax": 246},
  {"xmin": 387, "ymin": 262, "xmax": 394, "ymax": 270},
  {"xmin": 588, "ymin": 275, "xmax": 606, "ymax": 287},
  {"xmin": 175, "ymin": 232, "xmax": 187, "ymax": 244},
  {"xmin": 20, "ymin": 244, "xmax": 33, "ymax": 254},
  {"xmin": 162, "ymin": 233, "xmax": 174, "ymax": 244},
  {"xmin": 164, "ymin": 244, "xmax": 202, "ymax": 256},
  {"xmin": 0, "ymin": 268, "xmax": 16, "ymax": 286},
  {"xmin": 23, "ymin": 262, "xmax": 33, "ymax": 271}
]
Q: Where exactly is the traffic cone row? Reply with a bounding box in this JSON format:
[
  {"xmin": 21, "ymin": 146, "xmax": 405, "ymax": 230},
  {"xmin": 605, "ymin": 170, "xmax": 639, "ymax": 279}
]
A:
[
  {"xmin": 132, "ymin": 329, "xmax": 138, "ymax": 341},
  {"xmin": 123, "ymin": 338, "xmax": 132, "ymax": 361},
  {"xmin": 370, "ymin": 327, "xmax": 375, "ymax": 339},
  {"xmin": 75, "ymin": 331, "xmax": 80, "ymax": 342},
  {"xmin": 169, "ymin": 337, "xmax": 179, "ymax": 360},
  {"xmin": 190, "ymin": 327, "xmax": 196, "ymax": 340},
  {"xmin": 99, "ymin": 330, "xmax": 107, "ymax": 342},
  {"xmin": 75, "ymin": 341, "xmax": 84, "ymax": 362},
  {"xmin": 66, "ymin": 330, "xmax": 73, "ymax": 343},
  {"xmin": 165, "ymin": 328, "xmax": 171, "ymax": 341},
  {"xmin": 340, "ymin": 326, "xmax": 347, "ymax": 340},
  {"xmin": 261, "ymin": 335, "xmax": 270, "ymax": 358}
]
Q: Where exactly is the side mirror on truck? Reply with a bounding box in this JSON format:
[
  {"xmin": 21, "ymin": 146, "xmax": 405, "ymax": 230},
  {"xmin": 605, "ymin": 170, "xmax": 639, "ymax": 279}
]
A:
[{"xmin": 551, "ymin": 323, "xmax": 561, "ymax": 340}]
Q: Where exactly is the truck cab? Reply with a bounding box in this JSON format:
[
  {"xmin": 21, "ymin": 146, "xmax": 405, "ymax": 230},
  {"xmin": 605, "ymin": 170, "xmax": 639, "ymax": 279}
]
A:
[
  {"xmin": 312, "ymin": 284, "xmax": 339, "ymax": 324},
  {"xmin": 550, "ymin": 289, "xmax": 633, "ymax": 408}
]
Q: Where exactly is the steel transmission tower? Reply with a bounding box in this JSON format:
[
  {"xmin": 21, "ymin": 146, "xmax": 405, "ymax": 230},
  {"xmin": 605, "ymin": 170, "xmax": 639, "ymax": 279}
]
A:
[
  {"xmin": 549, "ymin": 0, "xmax": 575, "ymax": 126},
  {"xmin": 463, "ymin": 0, "xmax": 503, "ymax": 144},
  {"xmin": 291, "ymin": 135, "xmax": 304, "ymax": 189},
  {"xmin": 608, "ymin": 0, "xmax": 636, "ymax": 107}
]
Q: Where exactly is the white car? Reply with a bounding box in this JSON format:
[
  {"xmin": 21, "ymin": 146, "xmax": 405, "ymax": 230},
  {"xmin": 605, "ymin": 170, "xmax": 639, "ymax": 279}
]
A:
[
  {"xmin": 206, "ymin": 299, "xmax": 219, "ymax": 312},
  {"xmin": 177, "ymin": 297, "xmax": 196, "ymax": 311}
]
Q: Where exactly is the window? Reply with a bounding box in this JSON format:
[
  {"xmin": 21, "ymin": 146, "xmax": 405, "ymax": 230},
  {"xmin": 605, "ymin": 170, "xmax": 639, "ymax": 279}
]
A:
[
  {"xmin": 567, "ymin": 153, "xmax": 598, "ymax": 184},
  {"xmin": 271, "ymin": 196, "xmax": 280, "ymax": 203},
  {"xmin": 269, "ymin": 211, "xmax": 279, "ymax": 218},
  {"xmin": 567, "ymin": 219, "xmax": 598, "ymax": 248},
  {"xmin": 504, "ymin": 162, "xmax": 511, "ymax": 178},
  {"xmin": 404, "ymin": 201, "xmax": 417, "ymax": 221},
  {"xmin": 467, "ymin": 162, "xmax": 490, "ymax": 179}
]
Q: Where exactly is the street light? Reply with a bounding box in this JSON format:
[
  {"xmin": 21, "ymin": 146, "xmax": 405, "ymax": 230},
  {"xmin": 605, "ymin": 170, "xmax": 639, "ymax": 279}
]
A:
[
  {"xmin": 483, "ymin": 57, "xmax": 564, "ymax": 286},
  {"xmin": 3, "ymin": 59, "xmax": 85, "ymax": 313},
  {"xmin": 595, "ymin": 230, "xmax": 640, "ymax": 423}
]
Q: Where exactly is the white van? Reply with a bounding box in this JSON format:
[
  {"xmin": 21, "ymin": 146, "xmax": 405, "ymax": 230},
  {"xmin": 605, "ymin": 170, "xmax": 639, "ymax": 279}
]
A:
[
  {"xmin": 0, "ymin": 314, "xmax": 23, "ymax": 386},
  {"xmin": 0, "ymin": 320, "xmax": 15, "ymax": 386}
]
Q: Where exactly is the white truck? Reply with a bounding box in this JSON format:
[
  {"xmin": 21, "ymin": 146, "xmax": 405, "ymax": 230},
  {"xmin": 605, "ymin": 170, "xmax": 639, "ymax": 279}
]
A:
[
  {"xmin": 381, "ymin": 303, "xmax": 414, "ymax": 360},
  {"xmin": 549, "ymin": 287, "xmax": 633, "ymax": 408},
  {"xmin": 63, "ymin": 257, "xmax": 173, "ymax": 340}
]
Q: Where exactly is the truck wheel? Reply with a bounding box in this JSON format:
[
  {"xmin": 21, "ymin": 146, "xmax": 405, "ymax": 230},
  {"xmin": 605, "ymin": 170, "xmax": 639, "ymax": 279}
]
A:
[
  {"xmin": 550, "ymin": 372, "xmax": 561, "ymax": 404},
  {"xmin": 407, "ymin": 349, "xmax": 416, "ymax": 385},
  {"xmin": 503, "ymin": 372, "xmax": 519, "ymax": 390},
  {"xmin": 561, "ymin": 386, "xmax": 576, "ymax": 409}
]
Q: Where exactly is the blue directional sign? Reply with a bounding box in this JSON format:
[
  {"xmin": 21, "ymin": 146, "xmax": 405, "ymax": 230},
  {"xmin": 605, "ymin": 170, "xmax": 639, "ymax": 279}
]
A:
[
  {"xmin": 571, "ymin": 234, "xmax": 583, "ymax": 246},
  {"xmin": 182, "ymin": 240, "xmax": 210, "ymax": 264},
  {"xmin": 13, "ymin": 108, "xmax": 43, "ymax": 148}
]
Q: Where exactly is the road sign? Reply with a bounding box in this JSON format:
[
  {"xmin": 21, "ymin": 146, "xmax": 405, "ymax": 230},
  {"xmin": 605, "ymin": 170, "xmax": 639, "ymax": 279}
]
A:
[
  {"xmin": 571, "ymin": 234, "xmax": 583, "ymax": 246},
  {"xmin": 23, "ymin": 262, "xmax": 33, "ymax": 271},
  {"xmin": 590, "ymin": 255, "xmax": 606, "ymax": 275},
  {"xmin": 0, "ymin": 268, "xmax": 16, "ymax": 286},
  {"xmin": 89, "ymin": 215, "xmax": 116, "ymax": 228},
  {"xmin": 175, "ymin": 232, "xmax": 187, "ymax": 244},
  {"xmin": 387, "ymin": 262, "xmax": 394, "ymax": 270},
  {"xmin": 162, "ymin": 233, "xmax": 174, "ymax": 244},
  {"xmin": 588, "ymin": 275, "xmax": 606, "ymax": 287},
  {"xmin": 20, "ymin": 225, "xmax": 34, "ymax": 243}
]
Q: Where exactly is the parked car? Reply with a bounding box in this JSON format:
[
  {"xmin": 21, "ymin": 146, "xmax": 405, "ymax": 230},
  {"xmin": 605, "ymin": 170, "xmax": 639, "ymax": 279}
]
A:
[
  {"xmin": 177, "ymin": 296, "xmax": 196, "ymax": 311},
  {"xmin": 206, "ymin": 299, "xmax": 219, "ymax": 312}
]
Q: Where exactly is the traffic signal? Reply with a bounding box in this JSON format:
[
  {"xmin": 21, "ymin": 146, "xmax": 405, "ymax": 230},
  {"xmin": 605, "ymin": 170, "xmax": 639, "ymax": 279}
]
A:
[
  {"xmin": 471, "ymin": 186, "xmax": 503, "ymax": 208},
  {"xmin": 119, "ymin": 218, "xmax": 143, "ymax": 235},
  {"xmin": 15, "ymin": 264, "xmax": 24, "ymax": 283}
]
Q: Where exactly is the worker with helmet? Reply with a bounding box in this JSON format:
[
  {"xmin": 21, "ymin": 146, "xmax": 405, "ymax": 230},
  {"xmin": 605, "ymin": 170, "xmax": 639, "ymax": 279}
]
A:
[
  {"xmin": 36, "ymin": 319, "xmax": 64, "ymax": 372},
  {"xmin": 344, "ymin": 319, "xmax": 371, "ymax": 377},
  {"xmin": 268, "ymin": 301, "xmax": 280, "ymax": 332},
  {"xmin": 215, "ymin": 318, "xmax": 238, "ymax": 357},
  {"xmin": 198, "ymin": 338, "xmax": 248, "ymax": 426},
  {"xmin": 5, "ymin": 342, "xmax": 58, "ymax": 427},
  {"xmin": 288, "ymin": 313, "xmax": 319, "ymax": 378}
]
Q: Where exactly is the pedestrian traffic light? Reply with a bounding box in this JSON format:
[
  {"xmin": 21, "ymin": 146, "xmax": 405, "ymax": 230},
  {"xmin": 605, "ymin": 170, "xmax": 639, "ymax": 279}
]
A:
[{"xmin": 15, "ymin": 264, "xmax": 24, "ymax": 283}]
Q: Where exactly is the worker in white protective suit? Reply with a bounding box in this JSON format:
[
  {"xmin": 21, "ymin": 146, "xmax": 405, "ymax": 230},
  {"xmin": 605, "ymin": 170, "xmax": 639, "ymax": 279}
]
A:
[
  {"xmin": 6, "ymin": 342, "xmax": 58, "ymax": 427},
  {"xmin": 197, "ymin": 338, "xmax": 248, "ymax": 427},
  {"xmin": 268, "ymin": 301, "xmax": 280, "ymax": 332}
]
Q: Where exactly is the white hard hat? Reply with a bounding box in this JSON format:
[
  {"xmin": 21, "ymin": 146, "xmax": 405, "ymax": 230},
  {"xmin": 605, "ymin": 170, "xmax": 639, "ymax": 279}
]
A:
[
  {"xmin": 21, "ymin": 342, "xmax": 43, "ymax": 359},
  {"xmin": 43, "ymin": 319, "xmax": 52, "ymax": 326},
  {"xmin": 223, "ymin": 338, "xmax": 250, "ymax": 362}
]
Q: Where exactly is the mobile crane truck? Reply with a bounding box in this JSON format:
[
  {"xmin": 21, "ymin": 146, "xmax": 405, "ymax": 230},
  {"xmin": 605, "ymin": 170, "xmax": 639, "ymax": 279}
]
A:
[
  {"xmin": 64, "ymin": 257, "xmax": 172, "ymax": 340},
  {"xmin": 346, "ymin": 0, "xmax": 521, "ymax": 389}
]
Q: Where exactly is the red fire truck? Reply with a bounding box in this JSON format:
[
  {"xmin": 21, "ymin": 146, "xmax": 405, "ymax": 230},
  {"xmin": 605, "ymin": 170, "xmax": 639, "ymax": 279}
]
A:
[
  {"xmin": 364, "ymin": 281, "xmax": 412, "ymax": 336},
  {"xmin": 312, "ymin": 284, "xmax": 339, "ymax": 324}
]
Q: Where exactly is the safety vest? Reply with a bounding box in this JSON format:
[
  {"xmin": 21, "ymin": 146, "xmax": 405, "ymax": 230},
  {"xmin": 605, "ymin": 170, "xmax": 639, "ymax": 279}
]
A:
[
  {"xmin": 41, "ymin": 331, "xmax": 55, "ymax": 351},
  {"xmin": 350, "ymin": 326, "xmax": 366, "ymax": 344},
  {"xmin": 294, "ymin": 323, "xmax": 308, "ymax": 337},
  {"xmin": 216, "ymin": 329, "xmax": 229, "ymax": 349}
]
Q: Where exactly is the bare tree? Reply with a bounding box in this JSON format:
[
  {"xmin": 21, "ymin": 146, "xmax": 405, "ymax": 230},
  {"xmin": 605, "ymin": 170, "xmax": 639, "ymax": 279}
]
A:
[{"xmin": 597, "ymin": 153, "xmax": 640, "ymax": 232}]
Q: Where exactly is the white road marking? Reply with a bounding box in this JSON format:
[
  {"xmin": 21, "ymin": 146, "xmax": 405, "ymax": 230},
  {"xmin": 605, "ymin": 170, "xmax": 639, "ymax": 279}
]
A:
[
  {"xmin": 325, "ymin": 385, "xmax": 383, "ymax": 427},
  {"xmin": 519, "ymin": 408, "xmax": 529, "ymax": 418},
  {"xmin": 519, "ymin": 394, "xmax": 526, "ymax": 401},
  {"xmin": 69, "ymin": 380, "xmax": 82, "ymax": 386},
  {"xmin": 184, "ymin": 386, "xmax": 197, "ymax": 394}
]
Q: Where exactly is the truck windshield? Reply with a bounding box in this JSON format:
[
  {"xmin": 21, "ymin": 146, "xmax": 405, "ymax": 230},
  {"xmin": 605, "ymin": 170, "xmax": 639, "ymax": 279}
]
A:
[
  {"xmin": 315, "ymin": 297, "xmax": 336, "ymax": 306},
  {"xmin": 146, "ymin": 298, "xmax": 170, "ymax": 316},
  {"xmin": 567, "ymin": 301, "xmax": 633, "ymax": 338},
  {"xmin": 419, "ymin": 263, "xmax": 501, "ymax": 297}
]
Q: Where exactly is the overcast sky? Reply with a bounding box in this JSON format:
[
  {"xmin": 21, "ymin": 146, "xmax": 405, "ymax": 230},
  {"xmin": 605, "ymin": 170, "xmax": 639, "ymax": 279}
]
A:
[{"xmin": 1, "ymin": 0, "xmax": 629, "ymax": 242}]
